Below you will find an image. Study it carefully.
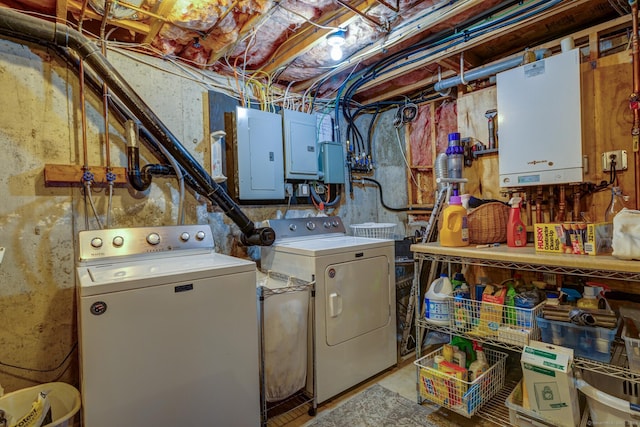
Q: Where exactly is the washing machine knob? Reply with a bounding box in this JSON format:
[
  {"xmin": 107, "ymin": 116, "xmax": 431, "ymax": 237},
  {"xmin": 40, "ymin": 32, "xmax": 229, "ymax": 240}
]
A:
[
  {"xmin": 306, "ymin": 221, "xmax": 316, "ymax": 231},
  {"xmin": 289, "ymin": 224, "xmax": 297, "ymax": 231},
  {"xmin": 146, "ymin": 233, "xmax": 161, "ymax": 245},
  {"xmin": 331, "ymin": 220, "xmax": 339, "ymax": 227},
  {"xmin": 180, "ymin": 232, "xmax": 190, "ymax": 242},
  {"xmin": 323, "ymin": 221, "xmax": 331, "ymax": 228},
  {"xmin": 112, "ymin": 236, "xmax": 124, "ymax": 247},
  {"xmin": 90, "ymin": 237, "xmax": 103, "ymax": 248},
  {"xmin": 195, "ymin": 231, "xmax": 206, "ymax": 241}
]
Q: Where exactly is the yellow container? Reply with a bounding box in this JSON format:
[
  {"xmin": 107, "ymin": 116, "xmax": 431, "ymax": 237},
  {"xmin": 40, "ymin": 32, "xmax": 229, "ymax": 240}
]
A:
[{"xmin": 440, "ymin": 196, "xmax": 469, "ymax": 247}]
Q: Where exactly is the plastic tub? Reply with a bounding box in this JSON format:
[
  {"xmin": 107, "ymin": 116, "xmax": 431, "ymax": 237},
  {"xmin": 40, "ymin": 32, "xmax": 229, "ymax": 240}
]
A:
[
  {"xmin": 536, "ymin": 316, "xmax": 617, "ymax": 363},
  {"xmin": 576, "ymin": 376, "xmax": 640, "ymax": 426},
  {"xmin": 505, "ymin": 380, "xmax": 557, "ymax": 427},
  {"xmin": 0, "ymin": 382, "xmax": 81, "ymax": 427}
]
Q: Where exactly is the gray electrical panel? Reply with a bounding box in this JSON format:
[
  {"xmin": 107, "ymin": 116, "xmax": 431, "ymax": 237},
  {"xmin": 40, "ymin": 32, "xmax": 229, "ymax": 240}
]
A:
[
  {"xmin": 282, "ymin": 109, "xmax": 319, "ymax": 180},
  {"xmin": 319, "ymin": 141, "xmax": 345, "ymax": 184},
  {"xmin": 235, "ymin": 106, "xmax": 285, "ymax": 200}
]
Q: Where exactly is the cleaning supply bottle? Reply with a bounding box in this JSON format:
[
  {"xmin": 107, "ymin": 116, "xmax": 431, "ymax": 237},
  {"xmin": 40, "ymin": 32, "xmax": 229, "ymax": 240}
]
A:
[
  {"xmin": 468, "ymin": 342, "xmax": 489, "ymax": 382},
  {"xmin": 424, "ymin": 274, "xmax": 453, "ymax": 325},
  {"xmin": 440, "ymin": 195, "xmax": 469, "ymax": 247},
  {"xmin": 577, "ymin": 286, "xmax": 599, "ymax": 309},
  {"xmin": 504, "ymin": 281, "xmax": 517, "ymax": 325},
  {"xmin": 453, "ymin": 294, "xmax": 468, "ymax": 330},
  {"xmin": 507, "ymin": 196, "xmax": 527, "ymax": 247},
  {"xmin": 452, "ymin": 273, "xmax": 470, "ymax": 299}
]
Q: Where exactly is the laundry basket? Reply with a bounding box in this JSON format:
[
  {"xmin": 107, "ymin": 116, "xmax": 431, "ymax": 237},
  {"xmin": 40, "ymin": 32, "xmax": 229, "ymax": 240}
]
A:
[
  {"xmin": 350, "ymin": 222, "xmax": 396, "ymax": 239},
  {"xmin": 0, "ymin": 382, "xmax": 81, "ymax": 427}
]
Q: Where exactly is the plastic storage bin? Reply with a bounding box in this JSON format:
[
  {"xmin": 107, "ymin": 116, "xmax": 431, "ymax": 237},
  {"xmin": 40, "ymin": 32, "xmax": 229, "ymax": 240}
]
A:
[
  {"xmin": 622, "ymin": 324, "xmax": 640, "ymax": 373},
  {"xmin": 414, "ymin": 345, "xmax": 508, "ymax": 417},
  {"xmin": 506, "ymin": 380, "xmax": 558, "ymax": 427},
  {"xmin": 576, "ymin": 376, "xmax": 640, "ymax": 426},
  {"xmin": 0, "ymin": 382, "xmax": 81, "ymax": 427},
  {"xmin": 448, "ymin": 297, "xmax": 544, "ymax": 346},
  {"xmin": 537, "ymin": 316, "xmax": 617, "ymax": 363}
]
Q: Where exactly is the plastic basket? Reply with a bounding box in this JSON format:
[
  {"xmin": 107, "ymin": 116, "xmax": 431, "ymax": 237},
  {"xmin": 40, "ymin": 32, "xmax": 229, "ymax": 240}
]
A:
[
  {"xmin": 349, "ymin": 222, "xmax": 396, "ymax": 239},
  {"xmin": 414, "ymin": 346, "xmax": 508, "ymax": 417},
  {"xmin": 506, "ymin": 380, "xmax": 558, "ymax": 427},
  {"xmin": 448, "ymin": 297, "xmax": 544, "ymax": 346},
  {"xmin": 0, "ymin": 382, "xmax": 81, "ymax": 427},
  {"xmin": 622, "ymin": 324, "xmax": 640, "ymax": 372}
]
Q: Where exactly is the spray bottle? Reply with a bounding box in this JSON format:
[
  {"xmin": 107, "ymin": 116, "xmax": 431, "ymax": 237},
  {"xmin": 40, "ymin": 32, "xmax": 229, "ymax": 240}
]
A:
[{"xmin": 507, "ymin": 197, "xmax": 527, "ymax": 247}]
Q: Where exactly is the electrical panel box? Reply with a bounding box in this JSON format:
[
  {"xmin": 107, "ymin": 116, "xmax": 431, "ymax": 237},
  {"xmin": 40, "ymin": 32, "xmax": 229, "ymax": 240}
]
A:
[
  {"xmin": 319, "ymin": 141, "xmax": 345, "ymax": 184},
  {"xmin": 282, "ymin": 109, "xmax": 319, "ymax": 180},
  {"xmin": 497, "ymin": 48, "xmax": 583, "ymax": 187},
  {"xmin": 235, "ymin": 106, "xmax": 285, "ymax": 200}
]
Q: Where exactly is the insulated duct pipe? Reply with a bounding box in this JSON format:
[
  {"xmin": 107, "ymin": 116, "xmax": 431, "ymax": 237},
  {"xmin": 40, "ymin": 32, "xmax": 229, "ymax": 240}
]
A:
[
  {"xmin": 433, "ymin": 49, "xmax": 549, "ymax": 93},
  {"xmin": 0, "ymin": 8, "xmax": 275, "ymax": 246}
]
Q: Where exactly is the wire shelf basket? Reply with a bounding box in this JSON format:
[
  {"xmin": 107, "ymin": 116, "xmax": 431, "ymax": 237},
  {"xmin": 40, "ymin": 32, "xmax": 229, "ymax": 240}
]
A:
[{"xmin": 349, "ymin": 222, "xmax": 396, "ymax": 239}]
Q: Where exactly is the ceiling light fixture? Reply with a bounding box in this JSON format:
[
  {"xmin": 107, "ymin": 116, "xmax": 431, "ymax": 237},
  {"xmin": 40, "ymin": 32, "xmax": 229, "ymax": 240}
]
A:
[{"xmin": 327, "ymin": 28, "xmax": 346, "ymax": 61}]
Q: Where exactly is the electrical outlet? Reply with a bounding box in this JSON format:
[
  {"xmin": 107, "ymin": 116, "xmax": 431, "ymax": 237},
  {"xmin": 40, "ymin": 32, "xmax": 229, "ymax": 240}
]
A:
[
  {"xmin": 284, "ymin": 183, "xmax": 294, "ymax": 197},
  {"xmin": 601, "ymin": 150, "xmax": 627, "ymax": 172},
  {"xmin": 296, "ymin": 183, "xmax": 310, "ymax": 197}
]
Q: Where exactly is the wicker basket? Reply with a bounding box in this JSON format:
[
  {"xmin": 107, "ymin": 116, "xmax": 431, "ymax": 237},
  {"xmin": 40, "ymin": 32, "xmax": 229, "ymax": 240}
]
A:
[{"xmin": 467, "ymin": 202, "xmax": 509, "ymax": 244}]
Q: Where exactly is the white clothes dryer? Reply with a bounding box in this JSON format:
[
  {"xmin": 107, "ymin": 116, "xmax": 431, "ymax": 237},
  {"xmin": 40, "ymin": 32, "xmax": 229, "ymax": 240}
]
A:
[{"xmin": 260, "ymin": 217, "xmax": 396, "ymax": 404}]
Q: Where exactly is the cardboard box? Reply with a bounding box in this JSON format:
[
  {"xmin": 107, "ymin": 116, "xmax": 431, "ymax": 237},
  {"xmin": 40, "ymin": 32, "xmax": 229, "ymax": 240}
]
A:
[
  {"xmin": 521, "ymin": 341, "xmax": 580, "ymax": 427},
  {"xmin": 533, "ymin": 222, "xmax": 612, "ymax": 255}
]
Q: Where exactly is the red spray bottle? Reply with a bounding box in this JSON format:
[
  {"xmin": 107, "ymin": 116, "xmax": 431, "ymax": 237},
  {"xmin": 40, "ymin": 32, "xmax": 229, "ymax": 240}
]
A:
[{"xmin": 507, "ymin": 197, "xmax": 527, "ymax": 247}]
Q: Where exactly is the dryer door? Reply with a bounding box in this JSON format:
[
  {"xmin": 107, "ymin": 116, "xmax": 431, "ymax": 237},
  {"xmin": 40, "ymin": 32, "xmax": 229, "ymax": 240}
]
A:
[{"xmin": 324, "ymin": 255, "xmax": 390, "ymax": 346}]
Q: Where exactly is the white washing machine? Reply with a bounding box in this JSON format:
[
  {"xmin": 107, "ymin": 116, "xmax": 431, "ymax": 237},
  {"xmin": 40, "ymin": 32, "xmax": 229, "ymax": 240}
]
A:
[
  {"xmin": 76, "ymin": 225, "xmax": 260, "ymax": 427},
  {"xmin": 260, "ymin": 217, "xmax": 396, "ymax": 404}
]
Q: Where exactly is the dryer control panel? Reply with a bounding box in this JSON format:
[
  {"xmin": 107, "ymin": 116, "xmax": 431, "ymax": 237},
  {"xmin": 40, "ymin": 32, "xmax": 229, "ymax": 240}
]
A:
[{"xmin": 267, "ymin": 216, "xmax": 346, "ymax": 241}]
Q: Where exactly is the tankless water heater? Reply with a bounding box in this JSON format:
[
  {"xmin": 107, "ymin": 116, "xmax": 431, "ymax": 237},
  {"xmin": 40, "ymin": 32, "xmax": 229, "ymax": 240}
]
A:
[{"xmin": 497, "ymin": 48, "xmax": 583, "ymax": 187}]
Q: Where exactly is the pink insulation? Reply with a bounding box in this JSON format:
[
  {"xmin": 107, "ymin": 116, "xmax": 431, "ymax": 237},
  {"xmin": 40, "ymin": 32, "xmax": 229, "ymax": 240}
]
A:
[{"xmin": 409, "ymin": 104, "xmax": 432, "ymax": 167}]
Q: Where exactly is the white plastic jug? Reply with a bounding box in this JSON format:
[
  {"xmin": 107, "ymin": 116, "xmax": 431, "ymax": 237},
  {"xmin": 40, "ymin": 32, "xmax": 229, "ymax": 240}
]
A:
[{"xmin": 424, "ymin": 274, "xmax": 453, "ymax": 325}]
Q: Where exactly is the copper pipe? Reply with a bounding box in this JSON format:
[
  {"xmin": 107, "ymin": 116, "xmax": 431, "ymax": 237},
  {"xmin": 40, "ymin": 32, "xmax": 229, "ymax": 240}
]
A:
[
  {"xmin": 632, "ymin": 0, "xmax": 640, "ymax": 209},
  {"xmin": 572, "ymin": 189, "xmax": 580, "ymax": 221},
  {"xmin": 77, "ymin": 0, "xmax": 89, "ymax": 34},
  {"xmin": 335, "ymin": 0, "xmax": 389, "ymax": 32},
  {"xmin": 535, "ymin": 186, "xmax": 543, "ymax": 224},
  {"xmin": 557, "ymin": 185, "xmax": 566, "ymax": 222},
  {"xmin": 374, "ymin": 0, "xmax": 399, "ymax": 12},
  {"xmin": 100, "ymin": 1, "xmax": 113, "ymax": 170},
  {"xmin": 79, "ymin": 59, "xmax": 89, "ymax": 169}
]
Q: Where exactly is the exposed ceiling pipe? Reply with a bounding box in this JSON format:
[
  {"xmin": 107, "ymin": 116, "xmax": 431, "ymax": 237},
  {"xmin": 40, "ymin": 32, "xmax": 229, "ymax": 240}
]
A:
[
  {"xmin": 433, "ymin": 48, "xmax": 549, "ymax": 93},
  {"xmin": 0, "ymin": 8, "xmax": 275, "ymax": 246}
]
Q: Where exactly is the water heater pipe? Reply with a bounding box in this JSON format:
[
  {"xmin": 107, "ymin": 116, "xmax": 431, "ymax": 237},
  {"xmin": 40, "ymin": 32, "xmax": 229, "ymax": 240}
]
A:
[
  {"xmin": 434, "ymin": 49, "xmax": 548, "ymax": 93},
  {"xmin": 0, "ymin": 8, "xmax": 275, "ymax": 246},
  {"xmin": 631, "ymin": 0, "xmax": 640, "ymax": 209}
]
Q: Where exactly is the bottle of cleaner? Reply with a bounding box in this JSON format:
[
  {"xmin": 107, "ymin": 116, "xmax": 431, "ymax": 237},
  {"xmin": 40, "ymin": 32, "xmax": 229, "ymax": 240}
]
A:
[
  {"xmin": 577, "ymin": 286, "xmax": 599, "ymax": 309},
  {"xmin": 440, "ymin": 195, "xmax": 469, "ymax": 247},
  {"xmin": 424, "ymin": 274, "xmax": 453, "ymax": 325},
  {"xmin": 468, "ymin": 342, "xmax": 489, "ymax": 382},
  {"xmin": 507, "ymin": 196, "xmax": 527, "ymax": 247},
  {"xmin": 504, "ymin": 281, "xmax": 517, "ymax": 325}
]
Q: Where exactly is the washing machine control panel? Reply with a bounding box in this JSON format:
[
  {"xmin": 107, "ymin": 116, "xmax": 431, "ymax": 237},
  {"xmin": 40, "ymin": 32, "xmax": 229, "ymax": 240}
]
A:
[
  {"xmin": 267, "ymin": 216, "xmax": 346, "ymax": 240},
  {"xmin": 78, "ymin": 225, "xmax": 215, "ymax": 261}
]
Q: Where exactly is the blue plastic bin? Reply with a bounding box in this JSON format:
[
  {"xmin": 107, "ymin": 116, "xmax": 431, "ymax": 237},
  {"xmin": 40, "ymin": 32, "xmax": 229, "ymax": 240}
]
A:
[{"xmin": 536, "ymin": 316, "xmax": 617, "ymax": 363}]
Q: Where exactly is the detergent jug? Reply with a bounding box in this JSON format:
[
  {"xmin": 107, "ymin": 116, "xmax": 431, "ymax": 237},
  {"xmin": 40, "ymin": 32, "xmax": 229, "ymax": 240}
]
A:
[{"xmin": 440, "ymin": 195, "xmax": 469, "ymax": 247}]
